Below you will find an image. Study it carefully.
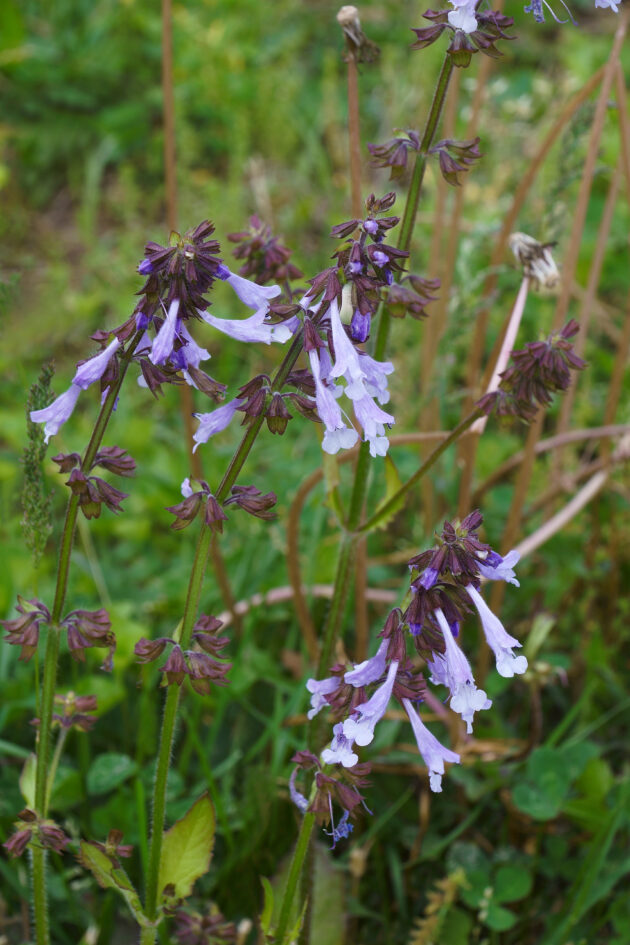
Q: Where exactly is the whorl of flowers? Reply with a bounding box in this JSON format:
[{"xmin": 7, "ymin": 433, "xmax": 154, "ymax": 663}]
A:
[
  {"xmin": 477, "ymin": 319, "xmax": 586, "ymax": 422},
  {"xmin": 29, "ymin": 220, "xmax": 289, "ymax": 445},
  {"xmin": 411, "ymin": 9, "xmax": 515, "ymax": 68},
  {"xmin": 298, "ymin": 511, "xmax": 526, "ymax": 825}
]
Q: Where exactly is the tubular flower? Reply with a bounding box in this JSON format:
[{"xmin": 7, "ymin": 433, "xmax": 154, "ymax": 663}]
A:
[
  {"xmin": 429, "ymin": 608, "xmax": 492, "ymax": 733},
  {"xmin": 466, "ymin": 585, "xmax": 528, "ymax": 678},
  {"xmin": 342, "ymin": 660, "xmax": 398, "ymax": 747},
  {"xmin": 403, "ymin": 699, "xmax": 460, "ymax": 792}
]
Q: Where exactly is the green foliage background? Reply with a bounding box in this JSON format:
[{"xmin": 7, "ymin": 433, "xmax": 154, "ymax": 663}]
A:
[{"xmin": 0, "ymin": 1, "xmax": 629, "ymax": 943}]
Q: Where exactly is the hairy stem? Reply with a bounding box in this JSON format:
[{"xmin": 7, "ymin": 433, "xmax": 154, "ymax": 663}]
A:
[
  {"xmin": 275, "ymin": 812, "xmax": 316, "ymax": 944},
  {"xmin": 32, "ymin": 333, "xmax": 142, "ymax": 945}
]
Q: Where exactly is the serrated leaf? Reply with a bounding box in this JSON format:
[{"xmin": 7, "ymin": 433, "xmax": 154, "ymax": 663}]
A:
[
  {"xmin": 366, "ymin": 454, "xmax": 404, "ymax": 532},
  {"xmin": 87, "ymin": 753, "xmax": 137, "ymax": 795},
  {"xmin": 484, "ymin": 902, "xmax": 517, "ymax": 931},
  {"xmin": 158, "ymin": 792, "xmax": 215, "ymax": 901},
  {"xmin": 493, "ymin": 865, "xmax": 532, "ymax": 903},
  {"xmin": 79, "ymin": 840, "xmax": 147, "ymax": 925},
  {"xmin": 19, "ymin": 753, "xmax": 36, "ymax": 807}
]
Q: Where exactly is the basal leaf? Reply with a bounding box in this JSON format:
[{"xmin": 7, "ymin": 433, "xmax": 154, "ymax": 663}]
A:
[{"xmin": 158, "ymin": 792, "xmax": 216, "ymax": 901}]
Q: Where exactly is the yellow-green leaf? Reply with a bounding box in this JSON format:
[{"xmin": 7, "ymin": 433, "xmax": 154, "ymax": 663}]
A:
[
  {"xmin": 158, "ymin": 792, "xmax": 216, "ymax": 901},
  {"xmin": 79, "ymin": 841, "xmax": 146, "ymax": 924},
  {"xmin": 368, "ymin": 454, "xmax": 404, "ymax": 532},
  {"xmin": 19, "ymin": 753, "xmax": 36, "ymax": 807}
]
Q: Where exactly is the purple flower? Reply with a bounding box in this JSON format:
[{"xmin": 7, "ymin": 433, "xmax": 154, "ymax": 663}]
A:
[
  {"xmin": 306, "ymin": 675, "xmax": 341, "ymax": 720},
  {"xmin": 363, "ymin": 219, "xmax": 378, "ymax": 236},
  {"xmin": 342, "ymin": 660, "xmax": 398, "ymax": 747},
  {"xmin": 325, "ymin": 808, "xmax": 353, "ymax": 848},
  {"xmin": 216, "ymin": 264, "xmax": 281, "ymax": 311},
  {"xmin": 321, "ymin": 722, "xmax": 359, "ymax": 768},
  {"xmin": 350, "ymin": 309, "xmax": 370, "ymax": 342},
  {"xmin": 478, "ymin": 549, "xmax": 520, "ymax": 586},
  {"xmin": 595, "ymin": 0, "xmax": 620, "ymax": 9},
  {"xmin": 418, "ymin": 567, "xmax": 439, "ymax": 590},
  {"xmin": 73, "ymin": 338, "xmax": 121, "ymax": 390},
  {"xmin": 466, "ymin": 585, "xmax": 528, "ymax": 678},
  {"xmin": 344, "ymin": 639, "xmax": 389, "ymax": 687},
  {"xmin": 403, "ymin": 699, "xmax": 460, "ymax": 792},
  {"xmin": 429, "ymin": 608, "xmax": 491, "ymax": 733},
  {"xmin": 150, "ymin": 299, "xmax": 181, "ymax": 366},
  {"xmin": 372, "ymin": 250, "xmax": 389, "ymax": 267},
  {"xmin": 30, "ymin": 384, "xmax": 82, "ymax": 443},
  {"xmin": 193, "ymin": 398, "xmax": 244, "ymax": 451},
  {"xmin": 137, "ymin": 258, "xmax": 153, "ymax": 275},
  {"xmin": 358, "ymin": 352, "xmax": 394, "ymax": 404}
]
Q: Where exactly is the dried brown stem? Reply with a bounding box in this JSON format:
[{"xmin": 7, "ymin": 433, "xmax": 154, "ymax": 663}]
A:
[
  {"xmin": 456, "ymin": 64, "xmax": 606, "ymax": 516},
  {"xmin": 471, "ymin": 424, "xmax": 630, "ymax": 503}
]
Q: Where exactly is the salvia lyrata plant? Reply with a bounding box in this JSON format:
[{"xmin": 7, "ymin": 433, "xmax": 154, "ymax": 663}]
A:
[{"xmin": 2, "ymin": 1, "xmax": 620, "ymax": 943}]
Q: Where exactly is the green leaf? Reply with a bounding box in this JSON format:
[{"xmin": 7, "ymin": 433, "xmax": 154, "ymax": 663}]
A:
[
  {"xmin": 260, "ymin": 877, "xmax": 274, "ymax": 936},
  {"xmin": 576, "ymin": 757, "xmax": 613, "ymax": 803},
  {"xmin": 86, "ymin": 753, "xmax": 137, "ymax": 796},
  {"xmin": 437, "ymin": 906, "xmax": 473, "ymax": 945},
  {"xmin": 79, "ymin": 840, "xmax": 147, "ymax": 925},
  {"xmin": 484, "ymin": 902, "xmax": 517, "ymax": 931},
  {"xmin": 365, "ymin": 454, "xmax": 405, "ymax": 532},
  {"xmin": 512, "ymin": 748, "xmax": 572, "ymax": 820},
  {"xmin": 158, "ymin": 792, "xmax": 215, "ymax": 901},
  {"xmin": 493, "ymin": 865, "xmax": 533, "ymax": 903},
  {"xmin": 19, "ymin": 753, "xmax": 36, "ymax": 807}
]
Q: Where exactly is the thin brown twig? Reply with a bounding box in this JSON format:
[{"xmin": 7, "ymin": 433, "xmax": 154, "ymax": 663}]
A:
[
  {"xmin": 484, "ymin": 17, "xmax": 628, "ymax": 649},
  {"xmin": 471, "ymin": 424, "xmax": 630, "ymax": 502},
  {"xmin": 553, "ymin": 159, "xmax": 622, "ymax": 467}
]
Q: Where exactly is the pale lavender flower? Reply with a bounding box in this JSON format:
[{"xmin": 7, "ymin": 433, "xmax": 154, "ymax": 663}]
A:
[
  {"xmin": 72, "ymin": 338, "xmax": 121, "ymax": 390},
  {"xmin": 306, "ymin": 675, "xmax": 341, "ymax": 720},
  {"xmin": 30, "ymin": 384, "xmax": 81, "ymax": 443},
  {"xmin": 353, "ymin": 394, "xmax": 394, "ymax": 457},
  {"xmin": 216, "ymin": 264, "xmax": 281, "ymax": 311},
  {"xmin": 344, "ymin": 639, "xmax": 389, "ymax": 687},
  {"xmin": 448, "ymin": 0, "xmax": 478, "ymax": 31},
  {"xmin": 342, "ymin": 660, "xmax": 398, "ymax": 747},
  {"xmin": 403, "ymin": 698, "xmax": 460, "ymax": 792},
  {"xmin": 289, "ymin": 769, "xmax": 309, "ymax": 813},
  {"xmin": 595, "ymin": 0, "xmax": 620, "ymax": 9},
  {"xmin": 150, "ymin": 299, "xmax": 181, "ymax": 366},
  {"xmin": 466, "ymin": 585, "xmax": 528, "ymax": 679},
  {"xmin": 193, "ymin": 398, "xmax": 244, "ymax": 451},
  {"xmin": 358, "ymin": 352, "xmax": 394, "ymax": 404},
  {"xmin": 478, "ymin": 549, "xmax": 520, "ymax": 586},
  {"xmin": 430, "ymin": 608, "xmax": 491, "ymax": 733},
  {"xmin": 201, "ymin": 309, "xmax": 290, "ymax": 345},
  {"xmin": 363, "ymin": 219, "xmax": 378, "ymax": 236},
  {"xmin": 321, "ymin": 722, "xmax": 359, "ymax": 768},
  {"xmin": 328, "ymin": 298, "xmax": 368, "ymax": 399},
  {"xmin": 308, "ymin": 349, "xmax": 359, "ymax": 454},
  {"xmin": 181, "ymin": 478, "xmax": 194, "ymax": 498}
]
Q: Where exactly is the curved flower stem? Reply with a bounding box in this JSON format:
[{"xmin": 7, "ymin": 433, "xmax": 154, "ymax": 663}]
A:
[
  {"xmin": 358, "ymin": 408, "xmax": 483, "ymax": 535},
  {"xmin": 143, "ymin": 329, "xmax": 306, "ymax": 934},
  {"xmin": 31, "ymin": 332, "xmax": 142, "ymax": 945}
]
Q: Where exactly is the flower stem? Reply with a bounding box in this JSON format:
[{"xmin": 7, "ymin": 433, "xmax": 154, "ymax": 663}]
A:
[
  {"xmin": 143, "ymin": 329, "xmax": 307, "ymax": 933},
  {"xmin": 358, "ymin": 408, "xmax": 483, "ymax": 534},
  {"xmin": 31, "ymin": 333, "xmax": 142, "ymax": 945},
  {"xmin": 45, "ymin": 728, "xmax": 68, "ymax": 811},
  {"xmin": 275, "ymin": 812, "xmax": 316, "ymax": 945}
]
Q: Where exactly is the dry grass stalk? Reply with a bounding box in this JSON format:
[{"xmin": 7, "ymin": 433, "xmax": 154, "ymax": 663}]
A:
[
  {"xmin": 484, "ymin": 15, "xmax": 628, "ymax": 639},
  {"xmin": 456, "ymin": 65, "xmax": 606, "ymax": 517}
]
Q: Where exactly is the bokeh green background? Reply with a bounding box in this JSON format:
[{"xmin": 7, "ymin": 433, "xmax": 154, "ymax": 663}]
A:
[{"xmin": 1, "ymin": 1, "xmax": 629, "ymax": 943}]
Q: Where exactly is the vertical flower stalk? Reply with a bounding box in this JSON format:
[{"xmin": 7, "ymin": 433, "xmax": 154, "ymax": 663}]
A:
[{"xmin": 31, "ymin": 333, "xmax": 142, "ymax": 945}]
